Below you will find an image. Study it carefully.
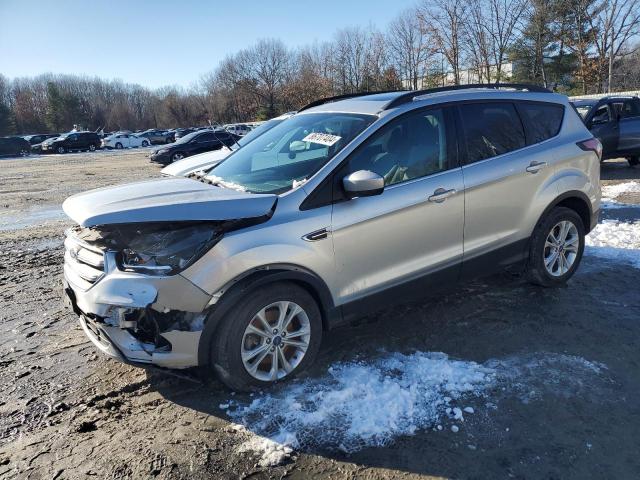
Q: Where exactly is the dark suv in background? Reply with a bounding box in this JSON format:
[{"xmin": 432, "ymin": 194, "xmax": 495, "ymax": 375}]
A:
[
  {"xmin": 0, "ymin": 136, "xmax": 31, "ymax": 156},
  {"xmin": 571, "ymin": 96, "xmax": 640, "ymax": 166},
  {"xmin": 41, "ymin": 132, "xmax": 101, "ymax": 154}
]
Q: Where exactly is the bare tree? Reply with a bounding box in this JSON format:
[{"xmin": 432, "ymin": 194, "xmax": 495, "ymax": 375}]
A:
[
  {"xmin": 487, "ymin": 0, "xmax": 528, "ymax": 81},
  {"xmin": 388, "ymin": 8, "xmax": 433, "ymax": 89},
  {"xmin": 588, "ymin": 0, "xmax": 640, "ymax": 92},
  {"xmin": 420, "ymin": 0, "xmax": 467, "ymax": 85}
]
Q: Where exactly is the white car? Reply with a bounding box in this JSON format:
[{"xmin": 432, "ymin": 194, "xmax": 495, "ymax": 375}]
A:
[
  {"xmin": 163, "ymin": 113, "xmax": 296, "ymax": 177},
  {"xmin": 101, "ymin": 133, "xmax": 150, "ymax": 149},
  {"xmin": 224, "ymin": 124, "xmax": 251, "ymax": 136}
]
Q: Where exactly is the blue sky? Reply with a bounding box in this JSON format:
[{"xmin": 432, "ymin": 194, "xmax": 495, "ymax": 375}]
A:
[{"xmin": 0, "ymin": 0, "xmax": 417, "ymax": 89}]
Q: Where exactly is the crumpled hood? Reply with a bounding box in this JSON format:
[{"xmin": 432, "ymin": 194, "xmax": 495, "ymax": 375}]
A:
[
  {"xmin": 63, "ymin": 177, "xmax": 276, "ymax": 227},
  {"xmin": 160, "ymin": 148, "xmax": 231, "ymax": 177}
]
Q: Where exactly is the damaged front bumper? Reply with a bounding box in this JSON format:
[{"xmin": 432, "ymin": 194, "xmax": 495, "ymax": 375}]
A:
[{"xmin": 63, "ymin": 244, "xmax": 212, "ymax": 369}]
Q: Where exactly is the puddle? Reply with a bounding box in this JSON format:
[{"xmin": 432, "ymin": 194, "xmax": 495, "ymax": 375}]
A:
[{"xmin": 0, "ymin": 205, "xmax": 67, "ymax": 231}]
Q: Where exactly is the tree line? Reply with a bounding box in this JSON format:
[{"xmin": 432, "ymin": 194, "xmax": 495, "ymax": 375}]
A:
[{"xmin": 1, "ymin": 0, "xmax": 638, "ymax": 136}]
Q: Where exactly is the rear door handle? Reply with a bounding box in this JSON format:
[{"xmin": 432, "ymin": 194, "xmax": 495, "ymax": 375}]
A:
[
  {"xmin": 526, "ymin": 161, "xmax": 547, "ymax": 173},
  {"xmin": 428, "ymin": 188, "xmax": 456, "ymax": 203}
]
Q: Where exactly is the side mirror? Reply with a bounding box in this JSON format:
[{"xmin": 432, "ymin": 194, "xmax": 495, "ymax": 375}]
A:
[{"xmin": 342, "ymin": 170, "xmax": 384, "ymax": 199}]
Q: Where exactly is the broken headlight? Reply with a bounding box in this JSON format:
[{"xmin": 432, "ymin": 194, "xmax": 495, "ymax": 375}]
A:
[{"xmin": 119, "ymin": 224, "xmax": 221, "ymax": 275}]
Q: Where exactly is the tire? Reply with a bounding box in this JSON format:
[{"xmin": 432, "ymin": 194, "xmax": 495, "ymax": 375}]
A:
[
  {"xmin": 171, "ymin": 152, "xmax": 185, "ymax": 162},
  {"xmin": 628, "ymin": 156, "xmax": 639, "ymax": 167},
  {"xmin": 526, "ymin": 207, "xmax": 585, "ymax": 287},
  {"xmin": 142, "ymin": 140, "xmax": 149, "ymax": 147},
  {"xmin": 89, "ymin": 144, "xmax": 96, "ymax": 152},
  {"xmin": 56, "ymin": 146, "xmax": 65, "ymax": 154},
  {"xmin": 211, "ymin": 282, "xmax": 323, "ymax": 391},
  {"xmin": 115, "ymin": 142, "xmax": 123, "ymax": 149}
]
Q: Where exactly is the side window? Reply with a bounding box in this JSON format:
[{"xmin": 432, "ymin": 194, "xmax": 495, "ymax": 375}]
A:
[
  {"xmin": 459, "ymin": 102, "xmax": 525, "ymax": 163},
  {"xmin": 346, "ymin": 108, "xmax": 450, "ymax": 187},
  {"xmin": 622, "ymin": 100, "xmax": 640, "ymax": 118},
  {"xmin": 517, "ymin": 102, "xmax": 564, "ymax": 144},
  {"xmin": 591, "ymin": 105, "xmax": 610, "ymax": 125}
]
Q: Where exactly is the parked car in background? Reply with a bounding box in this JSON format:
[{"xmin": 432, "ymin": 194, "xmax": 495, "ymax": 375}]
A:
[
  {"xmin": 41, "ymin": 132, "xmax": 101, "ymax": 153},
  {"xmin": 138, "ymin": 129, "xmax": 173, "ymax": 145},
  {"xmin": 62, "ymin": 85, "xmax": 601, "ymax": 391},
  {"xmin": 224, "ymin": 123, "xmax": 251, "ymax": 136},
  {"xmin": 101, "ymin": 132, "xmax": 150, "ymax": 149},
  {"xmin": 571, "ymin": 96, "xmax": 640, "ymax": 166},
  {"xmin": 22, "ymin": 133, "xmax": 59, "ymax": 153},
  {"xmin": 173, "ymin": 128, "xmax": 196, "ymax": 141},
  {"xmin": 161, "ymin": 112, "xmax": 296, "ymax": 177},
  {"xmin": 149, "ymin": 129, "xmax": 239, "ymax": 164},
  {"xmin": 0, "ymin": 136, "xmax": 31, "ymax": 156}
]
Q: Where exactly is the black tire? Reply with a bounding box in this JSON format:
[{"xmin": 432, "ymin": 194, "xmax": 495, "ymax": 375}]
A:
[
  {"xmin": 89, "ymin": 144, "xmax": 96, "ymax": 151},
  {"xmin": 142, "ymin": 140, "xmax": 149, "ymax": 147},
  {"xmin": 171, "ymin": 152, "xmax": 185, "ymax": 162},
  {"xmin": 115, "ymin": 142, "xmax": 123, "ymax": 149},
  {"xmin": 211, "ymin": 282, "xmax": 323, "ymax": 391},
  {"xmin": 56, "ymin": 146, "xmax": 65, "ymax": 154},
  {"xmin": 628, "ymin": 156, "xmax": 639, "ymax": 167},
  {"xmin": 526, "ymin": 206, "xmax": 585, "ymax": 287}
]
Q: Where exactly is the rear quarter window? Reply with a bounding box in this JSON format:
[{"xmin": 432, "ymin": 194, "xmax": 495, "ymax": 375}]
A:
[{"xmin": 517, "ymin": 102, "xmax": 564, "ymax": 144}]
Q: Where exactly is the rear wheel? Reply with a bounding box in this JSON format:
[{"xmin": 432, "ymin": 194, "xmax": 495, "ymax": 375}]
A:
[
  {"xmin": 89, "ymin": 144, "xmax": 96, "ymax": 152},
  {"xmin": 526, "ymin": 207, "xmax": 585, "ymax": 287},
  {"xmin": 628, "ymin": 156, "xmax": 639, "ymax": 167},
  {"xmin": 211, "ymin": 282, "xmax": 323, "ymax": 391}
]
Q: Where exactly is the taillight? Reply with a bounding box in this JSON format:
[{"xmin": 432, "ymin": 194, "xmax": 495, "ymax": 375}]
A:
[{"xmin": 577, "ymin": 137, "xmax": 602, "ymax": 160}]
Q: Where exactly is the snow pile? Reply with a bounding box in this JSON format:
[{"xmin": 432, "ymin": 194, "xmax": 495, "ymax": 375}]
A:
[
  {"xmin": 226, "ymin": 352, "xmax": 608, "ymax": 464},
  {"xmin": 585, "ymin": 219, "xmax": 640, "ymax": 268},
  {"xmin": 227, "ymin": 351, "xmax": 494, "ymax": 459},
  {"xmin": 601, "ymin": 181, "xmax": 640, "ymax": 209},
  {"xmin": 601, "ymin": 181, "xmax": 640, "ymax": 201}
]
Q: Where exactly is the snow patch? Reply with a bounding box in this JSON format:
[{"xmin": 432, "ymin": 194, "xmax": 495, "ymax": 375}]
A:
[
  {"xmin": 601, "ymin": 181, "xmax": 640, "ymax": 201},
  {"xmin": 585, "ymin": 219, "xmax": 640, "ymax": 268},
  {"xmin": 227, "ymin": 352, "xmax": 607, "ymax": 461}
]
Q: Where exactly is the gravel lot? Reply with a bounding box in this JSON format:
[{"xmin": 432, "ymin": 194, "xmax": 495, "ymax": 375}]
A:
[{"xmin": 1, "ymin": 150, "xmax": 639, "ymax": 479}]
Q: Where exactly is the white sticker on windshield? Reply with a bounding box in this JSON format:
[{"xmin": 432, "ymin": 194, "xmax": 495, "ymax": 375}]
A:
[{"xmin": 302, "ymin": 132, "xmax": 342, "ymax": 146}]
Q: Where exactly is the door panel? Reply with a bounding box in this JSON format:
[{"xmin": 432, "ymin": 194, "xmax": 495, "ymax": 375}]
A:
[{"xmin": 331, "ymin": 170, "xmax": 464, "ymax": 305}]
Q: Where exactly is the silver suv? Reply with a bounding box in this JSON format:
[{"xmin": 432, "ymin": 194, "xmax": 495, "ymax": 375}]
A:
[{"xmin": 62, "ymin": 85, "xmax": 601, "ymax": 391}]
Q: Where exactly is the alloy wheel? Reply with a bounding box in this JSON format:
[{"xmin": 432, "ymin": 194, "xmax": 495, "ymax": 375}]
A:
[
  {"xmin": 543, "ymin": 220, "xmax": 579, "ymax": 277},
  {"xmin": 241, "ymin": 301, "xmax": 311, "ymax": 382}
]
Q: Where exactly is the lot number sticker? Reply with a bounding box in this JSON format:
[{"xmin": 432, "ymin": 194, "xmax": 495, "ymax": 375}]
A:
[{"xmin": 302, "ymin": 132, "xmax": 342, "ymax": 146}]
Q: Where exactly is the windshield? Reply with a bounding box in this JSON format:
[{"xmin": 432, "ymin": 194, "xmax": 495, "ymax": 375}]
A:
[
  {"xmin": 236, "ymin": 117, "xmax": 286, "ymax": 148},
  {"xmin": 206, "ymin": 112, "xmax": 376, "ymax": 194}
]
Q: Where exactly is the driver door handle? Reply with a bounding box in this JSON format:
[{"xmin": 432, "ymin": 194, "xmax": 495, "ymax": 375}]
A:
[
  {"xmin": 526, "ymin": 161, "xmax": 547, "ymax": 173},
  {"xmin": 428, "ymin": 188, "xmax": 456, "ymax": 203}
]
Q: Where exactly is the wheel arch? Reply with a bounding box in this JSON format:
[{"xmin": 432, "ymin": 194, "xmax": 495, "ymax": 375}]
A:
[
  {"xmin": 196, "ymin": 265, "xmax": 338, "ymax": 366},
  {"xmin": 540, "ymin": 190, "xmax": 594, "ymax": 234}
]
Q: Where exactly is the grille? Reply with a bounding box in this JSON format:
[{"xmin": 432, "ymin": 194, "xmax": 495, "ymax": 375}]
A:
[{"xmin": 64, "ymin": 233, "xmax": 106, "ymax": 291}]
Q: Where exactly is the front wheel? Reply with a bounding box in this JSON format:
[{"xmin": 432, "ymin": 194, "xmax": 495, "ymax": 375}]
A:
[
  {"xmin": 526, "ymin": 207, "xmax": 585, "ymax": 287},
  {"xmin": 171, "ymin": 152, "xmax": 185, "ymax": 162},
  {"xmin": 115, "ymin": 142, "xmax": 123, "ymax": 149},
  {"xmin": 628, "ymin": 156, "xmax": 639, "ymax": 167},
  {"xmin": 89, "ymin": 144, "xmax": 96, "ymax": 151},
  {"xmin": 211, "ymin": 282, "xmax": 323, "ymax": 391},
  {"xmin": 56, "ymin": 146, "xmax": 66, "ymax": 154}
]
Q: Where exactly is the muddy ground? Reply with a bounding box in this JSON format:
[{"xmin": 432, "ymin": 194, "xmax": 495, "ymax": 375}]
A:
[{"xmin": 1, "ymin": 150, "xmax": 639, "ymax": 479}]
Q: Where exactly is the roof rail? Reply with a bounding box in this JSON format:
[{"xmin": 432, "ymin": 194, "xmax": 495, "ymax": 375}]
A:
[
  {"xmin": 383, "ymin": 83, "xmax": 552, "ymax": 110},
  {"xmin": 299, "ymin": 90, "xmax": 406, "ymax": 112}
]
